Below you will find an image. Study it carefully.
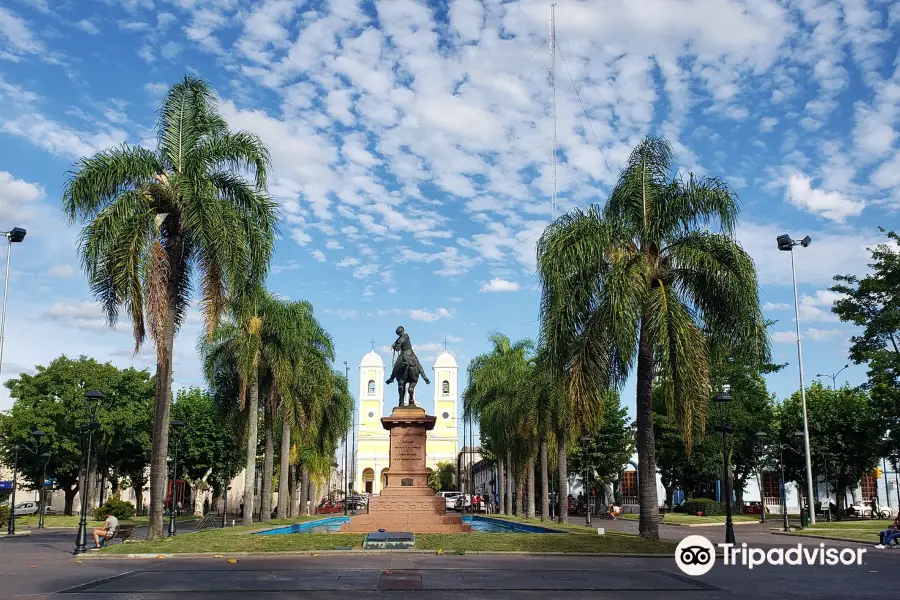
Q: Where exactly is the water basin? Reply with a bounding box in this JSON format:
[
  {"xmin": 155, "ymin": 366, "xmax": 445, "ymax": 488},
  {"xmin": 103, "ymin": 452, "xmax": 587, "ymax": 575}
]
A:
[{"xmin": 256, "ymin": 515, "xmax": 562, "ymax": 535}]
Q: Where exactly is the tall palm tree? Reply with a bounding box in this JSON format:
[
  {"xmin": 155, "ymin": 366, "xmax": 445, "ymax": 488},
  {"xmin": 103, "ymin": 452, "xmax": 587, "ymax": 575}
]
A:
[
  {"xmin": 463, "ymin": 333, "xmax": 536, "ymax": 516},
  {"xmin": 63, "ymin": 76, "xmax": 277, "ymax": 539},
  {"xmin": 537, "ymin": 136, "xmax": 768, "ymax": 539},
  {"xmin": 275, "ymin": 301, "xmax": 334, "ymax": 520}
]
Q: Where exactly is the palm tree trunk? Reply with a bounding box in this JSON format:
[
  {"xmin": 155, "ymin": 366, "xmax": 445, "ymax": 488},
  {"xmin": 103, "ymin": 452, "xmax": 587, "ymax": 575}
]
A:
[
  {"xmin": 506, "ymin": 450, "xmax": 514, "ymax": 515},
  {"xmin": 287, "ymin": 464, "xmax": 297, "ymax": 517},
  {"xmin": 310, "ymin": 480, "xmax": 318, "ymax": 508},
  {"xmin": 540, "ymin": 434, "xmax": 549, "ymax": 521},
  {"xmin": 497, "ymin": 458, "xmax": 506, "ymax": 515},
  {"xmin": 300, "ymin": 466, "xmax": 310, "ymax": 515},
  {"xmin": 277, "ymin": 410, "xmax": 291, "ymax": 519},
  {"xmin": 260, "ymin": 399, "xmax": 274, "ymax": 522},
  {"xmin": 527, "ymin": 458, "xmax": 536, "ymax": 519},
  {"xmin": 557, "ymin": 426, "xmax": 568, "ymax": 523},
  {"xmin": 242, "ymin": 374, "xmax": 259, "ymax": 527},
  {"xmin": 147, "ymin": 297, "xmax": 177, "ymax": 540},
  {"xmin": 515, "ymin": 471, "xmax": 525, "ymax": 516},
  {"xmin": 636, "ymin": 318, "xmax": 660, "ymax": 540}
]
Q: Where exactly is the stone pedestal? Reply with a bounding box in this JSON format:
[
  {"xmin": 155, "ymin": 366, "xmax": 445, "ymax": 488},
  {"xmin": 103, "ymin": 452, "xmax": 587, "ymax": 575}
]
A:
[{"xmin": 341, "ymin": 406, "xmax": 471, "ymax": 533}]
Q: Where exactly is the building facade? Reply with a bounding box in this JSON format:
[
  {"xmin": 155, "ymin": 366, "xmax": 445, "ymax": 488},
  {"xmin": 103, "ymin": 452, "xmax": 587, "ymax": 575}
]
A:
[{"xmin": 353, "ymin": 349, "xmax": 459, "ymax": 495}]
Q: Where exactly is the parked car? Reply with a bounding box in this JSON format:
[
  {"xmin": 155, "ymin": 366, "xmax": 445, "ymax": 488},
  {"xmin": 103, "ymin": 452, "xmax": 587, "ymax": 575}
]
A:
[
  {"xmin": 12, "ymin": 501, "xmax": 41, "ymax": 516},
  {"xmin": 846, "ymin": 501, "xmax": 891, "ymax": 519},
  {"xmin": 742, "ymin": 501, "xmax": 763, "ymax": 515},
  {"xmin": 437, "ymin": 491, "xmax": 463, "ymax": 510},
  {"xmin": 346, "ymin": 495, "xmax": 368, "ymax": 510}
]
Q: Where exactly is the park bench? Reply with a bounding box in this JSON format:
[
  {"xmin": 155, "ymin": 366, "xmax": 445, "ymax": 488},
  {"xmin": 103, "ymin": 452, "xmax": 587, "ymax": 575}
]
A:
[{"xmin": 113, "ymin": 524, "xmax": 136, "ymax": 543}]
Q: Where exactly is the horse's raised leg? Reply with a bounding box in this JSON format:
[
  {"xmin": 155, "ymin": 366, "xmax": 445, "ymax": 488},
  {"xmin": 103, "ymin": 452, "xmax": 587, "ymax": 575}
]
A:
[{"xmin": 407, "ymin": 372, "xmax": 419, "ymax": 406}]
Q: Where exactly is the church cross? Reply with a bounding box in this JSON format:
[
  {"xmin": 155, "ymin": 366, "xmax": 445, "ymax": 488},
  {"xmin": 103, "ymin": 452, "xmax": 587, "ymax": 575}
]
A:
[
  {"xmin": 370, "ymin": 339, "xmax": 376, "ymax": 351},
  {"xmin": 443, "ymin": 335, "xmax": 448, "ymax": 351}
]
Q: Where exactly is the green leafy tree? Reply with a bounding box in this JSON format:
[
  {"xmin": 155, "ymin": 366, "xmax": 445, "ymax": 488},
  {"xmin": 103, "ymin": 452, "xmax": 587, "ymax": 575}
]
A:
[
  {"xmin": 62, "ymin": 76, "xmax": 278, "ymax": 539},
  {"xmin": 429, "ymin": 461, "xmax": 456, "ymax": 492},
  {"xmin": 0, "ymin": 356, "xmax": 153, "ymax": 514},
  {"xmin": 537, "ymin": 136, "xmax": 769, "ymax": 539},
  {"xmin": 778, "ymin": 382, "xmax": 881, "ymax": 510},
  {"xmin": 831, "ymin": 228, "xmax": 900, "ymax": 460},
  {"xmin": 568, "ymin": 391, "xmax": 634, "ymax": 504},
  {"xmin": 171, "ymin": 387, "xmax": 243, "ymax": 514}
]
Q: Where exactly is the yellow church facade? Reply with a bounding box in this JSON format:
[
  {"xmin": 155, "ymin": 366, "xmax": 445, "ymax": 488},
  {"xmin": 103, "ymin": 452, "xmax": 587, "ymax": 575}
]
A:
[{"xmin": 354, "ymin": 349, "xmax": 459, "ymax": 495}]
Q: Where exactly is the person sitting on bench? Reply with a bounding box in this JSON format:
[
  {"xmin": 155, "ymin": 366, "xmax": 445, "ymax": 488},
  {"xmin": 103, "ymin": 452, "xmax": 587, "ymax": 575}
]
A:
[{"xmin": 92, "ymin": 513, "xmax": 119, "ymax": 549}]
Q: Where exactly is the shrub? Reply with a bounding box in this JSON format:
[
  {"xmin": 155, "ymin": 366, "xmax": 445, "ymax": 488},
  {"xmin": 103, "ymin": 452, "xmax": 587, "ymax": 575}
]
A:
[
  {"xmin": 92, "ymin": 497, "xmax": 135, "ymax": 522},
  {"xmin": 0, "ymin": 505, "xmax": 9, "ymax": 528},
  {"xmin": 681, "ymin": 498, "xmax": 722, "ymax": 516}
]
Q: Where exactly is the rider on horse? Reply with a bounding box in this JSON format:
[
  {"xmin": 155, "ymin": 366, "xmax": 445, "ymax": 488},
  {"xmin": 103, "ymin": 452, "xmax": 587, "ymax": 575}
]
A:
[{"xmin": 386, "ymin": 326, "xmax": 431, "ymax": 388}]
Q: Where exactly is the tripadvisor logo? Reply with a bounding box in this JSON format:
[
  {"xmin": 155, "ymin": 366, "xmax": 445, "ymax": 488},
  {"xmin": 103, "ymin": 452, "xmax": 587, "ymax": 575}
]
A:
[{"xmin": 675, "ymin": 535, "xmax": 867, "ymax": 576}]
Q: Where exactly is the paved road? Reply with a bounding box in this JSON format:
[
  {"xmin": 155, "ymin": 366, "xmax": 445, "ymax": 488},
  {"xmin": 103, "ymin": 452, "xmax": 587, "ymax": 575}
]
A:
[{"xmin": 2, "ymin": 527, "xmax": 895, "ymax": 599}]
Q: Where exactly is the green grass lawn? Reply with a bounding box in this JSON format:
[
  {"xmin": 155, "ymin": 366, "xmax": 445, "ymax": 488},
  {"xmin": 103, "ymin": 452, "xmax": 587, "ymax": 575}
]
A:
[
  {"xmin": 620, "ymin": 513, "xmax": 760, "ymax": 525},
  {"xmin": 785, "ymin": 519, "xmax": 893, "ymax": 543},
  {"xmin": 14, "ymin": 514, "xmax": 198, "ymax": 528},
  {"xmin": 100, "ymin": 516, "xmax": 677, "ymax": 555}
]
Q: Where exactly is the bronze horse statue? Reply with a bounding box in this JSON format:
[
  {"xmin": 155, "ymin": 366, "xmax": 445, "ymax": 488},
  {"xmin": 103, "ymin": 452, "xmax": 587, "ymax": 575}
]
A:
[{"xmin": 386, "ymin": 326, "xmax": 430, "ymax": 406}]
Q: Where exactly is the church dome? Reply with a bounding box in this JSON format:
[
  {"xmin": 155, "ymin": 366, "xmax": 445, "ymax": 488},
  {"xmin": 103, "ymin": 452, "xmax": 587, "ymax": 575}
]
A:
[
  {"xmin": 433, "ymin": 351, "xmax": 458, "ymax": 369},
  {"xmin": 360, "ymin": 350, "xmax": 384, "ymax": 368}
]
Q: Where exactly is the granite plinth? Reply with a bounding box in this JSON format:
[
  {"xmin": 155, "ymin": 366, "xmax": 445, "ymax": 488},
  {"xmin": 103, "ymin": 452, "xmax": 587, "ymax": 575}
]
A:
[{"xmin": 341, "ymin": 406, "xmax": 471, "ymax": 533}]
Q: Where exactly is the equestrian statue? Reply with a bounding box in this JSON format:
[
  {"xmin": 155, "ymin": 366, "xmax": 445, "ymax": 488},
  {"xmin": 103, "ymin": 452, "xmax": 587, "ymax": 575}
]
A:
[{"xmin": 386, "ymin": 325, "xmax": 430, "ymax": 406}]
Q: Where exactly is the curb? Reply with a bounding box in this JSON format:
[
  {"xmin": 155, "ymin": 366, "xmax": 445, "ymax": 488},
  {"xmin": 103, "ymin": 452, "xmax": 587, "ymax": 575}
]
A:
[
  {"xmin": 1, "ymin": 531, "xmax": 33, "ymax": 538},
  {"xmin": 75, "ymin": 549, "xmax": 677, "ymax": 559},
  {"xmin": 660, "ymin": 521, "xmax": 764, "ymax": 528}
]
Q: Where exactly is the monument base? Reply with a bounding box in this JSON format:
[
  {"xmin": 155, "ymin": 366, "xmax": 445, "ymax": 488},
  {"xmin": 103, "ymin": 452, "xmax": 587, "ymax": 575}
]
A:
[{"xmin": 341, "ymin": 406, "xmax": 471, "ymax": 533}]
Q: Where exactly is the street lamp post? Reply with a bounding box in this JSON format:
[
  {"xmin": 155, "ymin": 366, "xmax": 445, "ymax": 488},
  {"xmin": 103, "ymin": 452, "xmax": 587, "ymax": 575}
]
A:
[
  {"xmin": 821, "ymin": 447, "xmax": 832, "ymax": 522},
  {"xmin": 168, "ymin": 419, "xmax": 185, "ymax": 537},
  {"xmin": 776, "ymin": 233, "xmax": 817, "ymax": 525},
  {"xmin": 74, "ymin": 390, "xmax": 104, "ymax": 554},
  {"xmin": 581, "ymin": 435, "xmax": 592, "ymax": 527},
  {"xmin": 816, "ymin": 365, "xmax": 849, "ymax": 390},
  {"xmin": 5, "ymin": 444, "xmax": 20, "ymax": 536},
  {"xmin": 38, "ymin": 450, "xmax": 51, "ymax": 529},
  {"xmin": 343, "ymin": 361, "xmax": 349, "ymax": 516},
  {"xmin": 714, "ymin": 387, "xmax": 735, "ymax": 544},
  {"xmin": 754, "ymin": 432, "xmax": 768, "ymax": 524},
  {"xmin": 0, "ymin": 227, "xmax": 27, "ymax": 382}
]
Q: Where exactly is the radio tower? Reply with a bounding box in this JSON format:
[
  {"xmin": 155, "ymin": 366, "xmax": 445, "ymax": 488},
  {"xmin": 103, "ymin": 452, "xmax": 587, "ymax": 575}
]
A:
[{"xmin": 549, "ymin": 3, "xmax": 557, "ymax": 221}]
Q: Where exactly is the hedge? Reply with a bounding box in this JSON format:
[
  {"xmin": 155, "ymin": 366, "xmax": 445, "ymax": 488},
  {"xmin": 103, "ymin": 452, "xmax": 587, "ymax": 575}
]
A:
[
  {"xmin": 92, "ymin": 497, "xmax": 136, "ymax": 521},
  {"xmin": 681, "ymin": 497, "xmax": 722, "ymax": 516}
]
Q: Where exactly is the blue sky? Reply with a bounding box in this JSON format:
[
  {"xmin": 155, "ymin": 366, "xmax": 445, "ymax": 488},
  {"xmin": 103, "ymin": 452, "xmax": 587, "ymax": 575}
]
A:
[{"xmin": 1, "ymin": 0, "xmax": 898, "ymax": 444}]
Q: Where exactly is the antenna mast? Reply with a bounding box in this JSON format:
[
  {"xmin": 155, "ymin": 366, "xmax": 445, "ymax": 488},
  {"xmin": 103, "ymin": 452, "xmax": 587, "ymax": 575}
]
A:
[{"xmin": 549, "ymin": 3, "xmax": 557, "ymax": 221}]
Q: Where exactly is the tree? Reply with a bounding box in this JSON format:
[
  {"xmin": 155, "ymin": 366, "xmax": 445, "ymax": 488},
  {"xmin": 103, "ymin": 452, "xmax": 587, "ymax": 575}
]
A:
[
  {"xmin": 831, "ymin": 228, "xmax": 900, "ymax": 459},
  {"xmin": 568, "ymin": 391, "xmax": 634, "ymax": 505},
  {"xmin": 778, "ymin": 382, "xmax": 881, "ymax": 511},
  {"xmin": 171, "ymin": 387, "xmax": 243, "ymax": 513},
  {"xmin": 62, "ymin": 76, "xmax": 278, "ymax": 539},
  {"xmin": 537, "ymin": 136, "xmax": 769, "ymax": 539},
  {"xmin": 464, "ymin": 334, "xmax": 537, "ymax": 517},
  {"xmin": 429, "ymin": 461, "xmax": 456, "ymax": 492},
  {"xmin": 0, "ymin": 356, "xmax": 153, "ymax": 514}
]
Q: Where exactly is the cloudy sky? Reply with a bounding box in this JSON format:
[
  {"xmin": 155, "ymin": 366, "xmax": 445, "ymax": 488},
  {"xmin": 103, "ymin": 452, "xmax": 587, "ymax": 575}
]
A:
[{"xmin": 1, "ymin": 0, "xmax": 898, "ymax": 431}]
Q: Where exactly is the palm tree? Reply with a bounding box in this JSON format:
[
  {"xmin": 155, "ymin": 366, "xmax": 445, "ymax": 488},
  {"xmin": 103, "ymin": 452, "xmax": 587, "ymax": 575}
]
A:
[
  {"xmin": 463, "ymin": 333, "xmax": 536, "ymax": 516},
  {"xmin": 275, "ymin": 301, "xmax": 334, "ymax": 520},
  {"xmin": 63, "ymin": 76, "xmax": 278, "ymax": 539},
  {"xmin": 537, "ymin": 136, "xmax": 768, "ymax": 539}
]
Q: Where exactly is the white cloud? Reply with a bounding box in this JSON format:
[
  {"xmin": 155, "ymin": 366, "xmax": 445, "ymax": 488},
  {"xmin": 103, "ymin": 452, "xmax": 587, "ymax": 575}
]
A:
[
  {"xmin": 46, "ymin": 264, "xmax": 75, "ymax": 278},
  {"xmin": 763, "ymin": 302, "xmax": 791, "ymax": 311},
  {"xmin": 785, "ymin": 173, "xmax": 865, "ymax": 222},
  {"xmin": 311, "ymin": 249, "xmax": 326, "ymax": 262},
  {"xmin": 409, "ymin": 308, "xmax": 452, "ymax": 322},
  {"xmin": 771, "ymin": 328, "xmax": 844, "ymax": 344},
  {"xmin": 41, "ymin": 301, "xmax": 113, "ymax": 332},
  {"xmin": 0, "ymin": 7, "xmax": 42, "ymax": 57},
  {"xmin": 480, "ymin": 278, "xmax": 520, "ymax": 292},
  {"xmin": 76, "ymin": 19, "xmax": 99, "ymax": 35},
  {"xmin": 0, "ymin": 170, "xmax": 44, "ymax": 221}
]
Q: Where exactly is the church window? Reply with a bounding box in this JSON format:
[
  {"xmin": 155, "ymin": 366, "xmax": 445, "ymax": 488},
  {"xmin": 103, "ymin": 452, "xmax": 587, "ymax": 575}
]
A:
[
  {"xmin": 367, "ymin": 380, "xmax": 375, "ymax": 396},
  {"xmin": 441, "ymin": 380, "xmax": 449, "ymax": 395},
  {"xmin": 368, "ymin": 411, "xmax": 374, "ymax": 418}
]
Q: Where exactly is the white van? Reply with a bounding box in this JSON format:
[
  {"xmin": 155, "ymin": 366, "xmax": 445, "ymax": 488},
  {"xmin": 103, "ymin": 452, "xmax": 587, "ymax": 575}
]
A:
[{"xmin": 437, "ymin": 491, "xmax": 463, "ymax": 510}]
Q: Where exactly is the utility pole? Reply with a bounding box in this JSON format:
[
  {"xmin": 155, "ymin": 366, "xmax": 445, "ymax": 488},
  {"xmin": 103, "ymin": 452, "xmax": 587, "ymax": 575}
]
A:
[{"xmin": 549, "ymin": 3, "xmax": 557, "ymax": 220}]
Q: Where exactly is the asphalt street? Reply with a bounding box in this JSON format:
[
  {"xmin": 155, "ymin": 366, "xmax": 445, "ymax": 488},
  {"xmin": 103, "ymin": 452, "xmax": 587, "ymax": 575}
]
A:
[{"xmin": 1, "ymin": 524, "xmax": 896, "ymax": 599}]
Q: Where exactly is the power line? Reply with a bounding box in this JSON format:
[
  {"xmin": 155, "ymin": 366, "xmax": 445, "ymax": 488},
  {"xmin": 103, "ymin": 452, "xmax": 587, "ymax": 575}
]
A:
[
  {"xmin": 529, "ymin": 38, "xmax": 548, "ymax": 60},
  {"xmin": 556, "ymin": 41, "xmax": 615, "ymax": 180},
  {"xmin": 525, "ymin": 136, "xmax": 552, "ymax": 160}
]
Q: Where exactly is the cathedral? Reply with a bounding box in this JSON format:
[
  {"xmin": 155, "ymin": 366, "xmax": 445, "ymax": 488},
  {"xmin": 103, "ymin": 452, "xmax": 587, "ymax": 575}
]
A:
[{"xmin": 353, "ymin": 349, "xmax": 459, "ymax": 495}]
